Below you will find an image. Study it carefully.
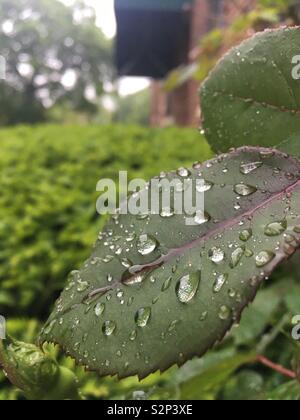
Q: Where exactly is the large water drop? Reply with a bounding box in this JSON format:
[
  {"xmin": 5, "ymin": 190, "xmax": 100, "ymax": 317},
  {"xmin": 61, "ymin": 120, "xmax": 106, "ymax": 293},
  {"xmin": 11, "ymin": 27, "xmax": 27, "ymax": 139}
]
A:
[
  {"xmin": 234, "ymin": 184, "xmax": 257, "ymax": 196},
  {"xmin": 176, "ymin": 272, "xmax": 200, "ymax": 304},
  {"xmin": 137, "ymin": 234, "xmax": 158, "ymax": 256},
  {"xmin": 135, "ymin": 307, "xmax": 151, "ymax": 328}
]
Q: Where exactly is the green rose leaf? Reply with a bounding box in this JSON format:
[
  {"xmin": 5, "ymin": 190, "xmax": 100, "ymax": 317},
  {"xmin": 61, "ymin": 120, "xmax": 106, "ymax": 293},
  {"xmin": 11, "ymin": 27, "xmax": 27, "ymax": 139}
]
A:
[
  {"xmin": 40, "ymin": 147, "xmax": 300, "ymax": 379},
  {"xmin": 201, "ymin": 27, "xmax": 300, "ymax": 156}
]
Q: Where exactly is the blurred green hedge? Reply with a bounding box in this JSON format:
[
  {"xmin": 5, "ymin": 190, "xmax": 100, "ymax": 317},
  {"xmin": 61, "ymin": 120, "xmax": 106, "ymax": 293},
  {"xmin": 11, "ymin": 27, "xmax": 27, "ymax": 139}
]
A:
[
  {"xmin": 1, "ymin": 125, "xmax": 300, "ymax": 400},
  {"xmin": 0, "ymin": 124, "xmax": 212, "ymax": 319}
]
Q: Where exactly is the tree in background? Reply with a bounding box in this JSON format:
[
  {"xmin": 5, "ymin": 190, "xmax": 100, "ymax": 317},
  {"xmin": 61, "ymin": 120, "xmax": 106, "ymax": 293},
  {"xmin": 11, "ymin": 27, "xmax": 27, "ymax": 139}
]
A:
[{"xmin": 0, "ymin": 0, "xmax": 114, "ymax": 125}]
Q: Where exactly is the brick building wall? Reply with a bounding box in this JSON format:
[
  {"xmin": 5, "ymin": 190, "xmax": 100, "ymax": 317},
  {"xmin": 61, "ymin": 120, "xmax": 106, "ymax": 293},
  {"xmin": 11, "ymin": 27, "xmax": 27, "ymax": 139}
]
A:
[
  {"xmin": 223, "ymin": 0, "xmax": 257, "ymax": 24},
  {"xmin": 150, "ymin": 0, "xmax": 257, "ymax": 127}
]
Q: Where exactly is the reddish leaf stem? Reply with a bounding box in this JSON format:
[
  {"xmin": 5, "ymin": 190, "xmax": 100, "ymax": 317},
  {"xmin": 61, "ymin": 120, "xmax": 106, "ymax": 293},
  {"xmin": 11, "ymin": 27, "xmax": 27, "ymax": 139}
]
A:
[{"xmin": 257, "ymin": 355, "xmax": 296, "ymax": 379}]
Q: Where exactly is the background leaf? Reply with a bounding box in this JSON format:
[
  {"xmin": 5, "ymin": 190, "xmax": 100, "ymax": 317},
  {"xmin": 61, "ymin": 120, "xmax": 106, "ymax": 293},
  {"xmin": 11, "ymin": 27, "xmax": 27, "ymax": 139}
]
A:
[
  {"xmin": 284, "ymin": 284, "xmax": 300, "ymax": 314},
  {"xmin": 201, "ymin": 27, "xmax": 300, "ymax": 156},
  {"xmin": 232, "ymin": 287, "xmax": 281, "ymax": 346},
  {"xmin": 222, "ymin": 369, "xmax": 264, "ymax": 400},
  {"xmin": 179, "ymin": 353, "xmax": 255, "ymax": 400}
]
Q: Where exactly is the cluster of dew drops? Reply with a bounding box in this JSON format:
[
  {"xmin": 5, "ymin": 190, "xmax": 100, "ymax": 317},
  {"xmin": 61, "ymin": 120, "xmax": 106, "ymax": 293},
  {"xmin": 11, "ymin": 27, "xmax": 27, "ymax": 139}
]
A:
[{"xmin": 43, "ymin": 149, "xmax": 300, "ymax": 370}]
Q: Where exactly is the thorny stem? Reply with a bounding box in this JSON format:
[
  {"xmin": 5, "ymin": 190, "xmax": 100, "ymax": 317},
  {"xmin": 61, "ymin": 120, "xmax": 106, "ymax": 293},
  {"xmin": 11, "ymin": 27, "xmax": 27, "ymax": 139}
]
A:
[{"xmin": 256, "ymin": 355, "xmax": 296, "ymax": 379}]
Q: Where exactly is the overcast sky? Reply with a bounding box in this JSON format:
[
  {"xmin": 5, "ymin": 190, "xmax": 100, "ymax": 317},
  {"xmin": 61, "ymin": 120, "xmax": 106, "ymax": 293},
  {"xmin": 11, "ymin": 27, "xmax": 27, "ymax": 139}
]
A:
[
  {"xmin": 60, "ymin": 0, "xmax": 150, "ymax": 96},
  {"xmin": 61, "ymin": 0, "xmax": 117, "ymax": 38}
]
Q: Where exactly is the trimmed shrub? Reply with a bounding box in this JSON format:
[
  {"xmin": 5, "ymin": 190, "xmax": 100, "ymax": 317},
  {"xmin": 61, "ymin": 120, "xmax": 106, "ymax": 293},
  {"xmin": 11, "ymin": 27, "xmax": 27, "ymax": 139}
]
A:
[{"xmin": 0, "ymin": 124, "xmax": 211, "ymax": 318}]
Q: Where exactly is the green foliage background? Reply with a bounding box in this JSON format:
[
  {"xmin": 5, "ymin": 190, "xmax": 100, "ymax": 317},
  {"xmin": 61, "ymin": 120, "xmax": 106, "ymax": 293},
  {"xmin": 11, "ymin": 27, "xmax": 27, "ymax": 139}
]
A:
[
  {"xmin": 1, "ymin": 124, "xmax": 300, "ymax": 400},
  {"xmin": 0, "ymin": 0, "xmax": 114, "ymax": 125},
  {"xmin": 0, "ymin": 125, "xmax": 211, "ymax": 317}
]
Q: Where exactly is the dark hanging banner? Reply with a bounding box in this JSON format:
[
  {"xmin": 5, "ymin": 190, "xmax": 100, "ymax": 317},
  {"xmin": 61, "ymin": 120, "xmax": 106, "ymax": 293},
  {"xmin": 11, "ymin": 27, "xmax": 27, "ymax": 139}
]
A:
[{"xmin": 115, "ymin": 1, "xmax": 194, "ymax": 79}]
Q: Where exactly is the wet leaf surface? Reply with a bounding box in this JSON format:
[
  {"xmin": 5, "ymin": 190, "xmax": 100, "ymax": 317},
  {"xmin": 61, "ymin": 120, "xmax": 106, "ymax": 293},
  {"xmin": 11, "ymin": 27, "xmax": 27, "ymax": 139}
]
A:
[
  {"xmin": 40, "ymin": 147, "xmax": 300, "ymax": 379},
  {"xmin": 201, "ymin": 27, "xmax": 300, "ymax": 156}
]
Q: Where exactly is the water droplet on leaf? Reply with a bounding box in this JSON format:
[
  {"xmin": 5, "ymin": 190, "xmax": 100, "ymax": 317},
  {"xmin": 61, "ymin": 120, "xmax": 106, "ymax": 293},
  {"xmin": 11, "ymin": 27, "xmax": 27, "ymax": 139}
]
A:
[
  {"xmin": 264, "ymin": 220, "xmax": 287, "ymax": 237},
  {"xmin": 162, "ymin": 276, "xmax": 172, "ymax": 291},
  {"xmin": 228, "ymin": 288, "xmax": 237, "ymax": 298},
  {"xmin": 137, "ymin": 234, "xmax": 157, "ymax": 256},
  {"xmin": 213, "ymin": 273, "xmax": 228, "ymax": 293},
  {"xmin": 94, "ymin": 303, "xmax": 105, "ymax": 317},
  {"xmin": 194, "ymin": 211, "xmax": 211, "ymax": 225},
  {"xmin": 255, "ymin": 251, "xmax": 275, "ymax": 267},
  {"xmin": 209, "ymin": 247, "xmax": 225, "ymax": 264},
  {"xmin": 176, "ymin": 272, "xmax": 200, "ymax": 304},
  {"xmin": 102, "ymin": 320, "xmax": 116, "ymax": 336},
  {"xmin": 168, "ymin": 320, "xmax": 179, "ymax": 332},
  {"xmin": 121, "ymin": 258, "xmax": 133, "ymax": 268},
  {"xmin": 177, "ymin": 167, "xmax": 190, "ymax": 177},
  {"xmin": 196, "ymin": 181, "xmax": 213, "ymax": 192},
  {"xmin": 135, "ymin": 307, "xmax": 151, "ymax": 328},
  {"xmin": 160, "ymin": 207, "xmax": 175, "ymax": 218},
  {"xmin": 218, "ymin": 305, "xmax": 231, "ymax": 321},
  {"xmin": 77, "ymin": 279, "xmax": 89, "ymax": 292},
  {"xmin": 200, "ymin": 311, "xmax": 208, "ymax": 321},
  {"xmin": 240, "ymin": 161, "xmax": 263, "ymax": 174},
  {"xmin": 239, "ymin": 229, "xmax": 252, "ymax": 242},
  {"xmin": 234, "ymin": 184, "xmax": 257, "ymax": 196},
  {"xmin": 230, "ymin": 247, "xmax": 244, "ymax": 268},
  {"xmin": 130, "ymin": 330, "xmax": 137, "ymax": 341}
]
